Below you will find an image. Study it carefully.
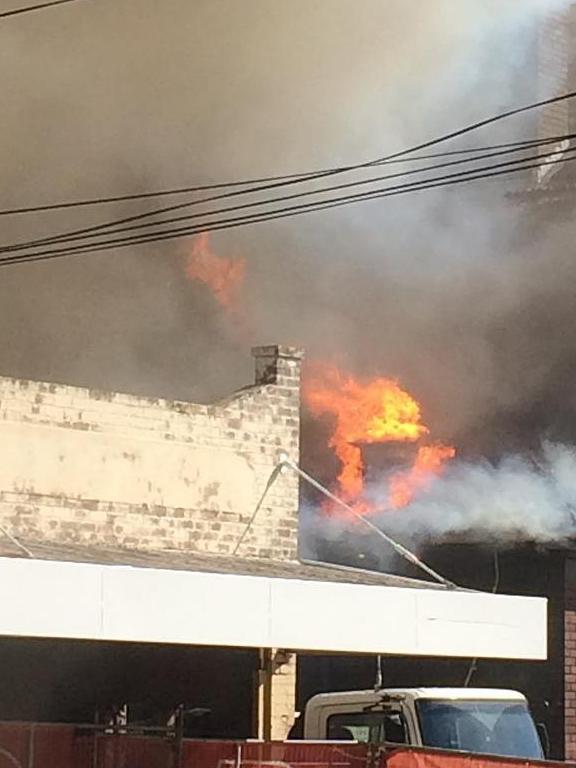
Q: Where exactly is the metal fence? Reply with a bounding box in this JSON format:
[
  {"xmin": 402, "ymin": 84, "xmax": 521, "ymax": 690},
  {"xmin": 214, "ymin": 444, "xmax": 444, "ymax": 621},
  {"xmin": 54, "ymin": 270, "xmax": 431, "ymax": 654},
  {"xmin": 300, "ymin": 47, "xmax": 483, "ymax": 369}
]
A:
[
  {"xmin": 0, "ymin": 724, "xmax": 372, "ymax": 768},
  {"xmin": 0, "ymin": 722, "xmax": 568, "ymax": 768}
]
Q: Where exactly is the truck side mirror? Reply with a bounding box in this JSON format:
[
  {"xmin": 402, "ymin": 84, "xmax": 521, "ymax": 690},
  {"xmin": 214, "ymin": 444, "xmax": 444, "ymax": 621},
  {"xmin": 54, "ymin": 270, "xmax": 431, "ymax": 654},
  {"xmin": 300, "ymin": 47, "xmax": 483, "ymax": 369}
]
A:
[{"xmin": 536, "ymin": 723, "xmax": 550, "ymax": 758}]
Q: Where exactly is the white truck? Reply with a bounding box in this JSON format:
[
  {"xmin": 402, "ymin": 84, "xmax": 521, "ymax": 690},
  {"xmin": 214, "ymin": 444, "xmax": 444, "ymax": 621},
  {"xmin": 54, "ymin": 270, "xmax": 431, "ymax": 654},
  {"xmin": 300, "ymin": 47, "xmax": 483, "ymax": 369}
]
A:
[{"xmin": 300, "ymin": 687, "xmax": 546, "ymax": 759}]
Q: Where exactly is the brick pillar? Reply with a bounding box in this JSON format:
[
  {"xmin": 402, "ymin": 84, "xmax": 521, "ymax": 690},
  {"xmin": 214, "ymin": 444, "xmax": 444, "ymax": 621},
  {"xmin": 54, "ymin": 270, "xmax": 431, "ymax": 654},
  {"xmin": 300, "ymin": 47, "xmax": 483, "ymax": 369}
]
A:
[
  {"xmin": 565, "ymin": 560, "xmax": 576, "ymax": 759},
  {"xmin": 255, "ymin": 648, "xmax": 296, "ymax": 740}
]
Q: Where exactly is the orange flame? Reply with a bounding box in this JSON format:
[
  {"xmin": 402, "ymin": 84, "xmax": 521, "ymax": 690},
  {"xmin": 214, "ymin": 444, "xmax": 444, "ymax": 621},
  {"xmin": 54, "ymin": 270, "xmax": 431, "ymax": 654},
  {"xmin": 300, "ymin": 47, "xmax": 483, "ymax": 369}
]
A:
[
  {"xmin": 185, "ymin": 233, "xmax": 245, "ymax": 311},
  {"xmin": 388, "ymin": 443, "xmax": 456, "ymax": 508},
  {"xmin": 304, "ymin": 363, "xmax": 454, "ymax": 513}
]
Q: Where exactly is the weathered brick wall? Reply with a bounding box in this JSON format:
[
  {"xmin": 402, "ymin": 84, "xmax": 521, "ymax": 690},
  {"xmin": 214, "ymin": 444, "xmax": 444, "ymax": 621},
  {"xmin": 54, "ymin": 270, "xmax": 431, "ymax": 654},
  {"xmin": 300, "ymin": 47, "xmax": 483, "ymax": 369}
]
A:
[
  {"xmin": 565, "ymin": 560, "xmax": 576, "ymax": 759},
  {"xmin": 0, "ymin": 345, "xmax": 302, "ymax": 560}
]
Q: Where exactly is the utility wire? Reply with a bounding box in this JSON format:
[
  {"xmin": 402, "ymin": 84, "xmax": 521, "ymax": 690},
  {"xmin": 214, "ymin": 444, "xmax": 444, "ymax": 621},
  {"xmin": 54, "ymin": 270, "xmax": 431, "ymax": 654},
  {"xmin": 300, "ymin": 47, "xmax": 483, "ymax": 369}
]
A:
[
  {"xmin": 232, "ymin": 464, "xmax": 285, "ymax": 555},
  {"xmin": 0, "ymin": 523, "xmax": 34, "ymax": 557},
  {"xmin": 280, "ymin": 457, "xmax": 455, "ymax": 588},
  {"xmin": 232, "ymin": 456, "xmax": 454, "ymax": 588},
  {"xmin": 2, "ymin": 143, "xmax": 572, "ymax": 268},
  {"xmin": 5, "ymin": 89, "xmax": 576, "ymax": 254},
  {"xmin": 2, "ymin": 150, "xmax": 574, "ymax": 269},
  {"xmin": 463, "ymin": 550, "xmax": 500, "ymax": 686},
  {"xmin": 0, "ymin": 0, "xmax": 84, "ymax": 19},
  {"xmin": 6, "ymin": 137, "xmax": 572, "ymax": 255},
  {"xmin": 0, "ymin": 132, "xmax": 571, "ymax": 219},
  {"xmin": 367, "ymin": 89, "xmax": 576, "ymax": 166}
]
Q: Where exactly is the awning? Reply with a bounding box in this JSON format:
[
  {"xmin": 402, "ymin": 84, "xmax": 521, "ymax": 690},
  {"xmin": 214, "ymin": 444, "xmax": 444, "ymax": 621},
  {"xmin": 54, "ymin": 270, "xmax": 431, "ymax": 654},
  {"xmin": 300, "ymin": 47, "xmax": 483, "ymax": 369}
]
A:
[{"xmin": 0, "ymin": 546, "xmax": 546, "ymax": 659}]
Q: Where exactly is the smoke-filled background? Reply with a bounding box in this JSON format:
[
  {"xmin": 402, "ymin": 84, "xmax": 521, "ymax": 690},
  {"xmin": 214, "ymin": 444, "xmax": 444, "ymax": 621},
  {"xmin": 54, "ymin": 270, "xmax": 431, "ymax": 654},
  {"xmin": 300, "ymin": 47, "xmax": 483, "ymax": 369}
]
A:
[{"xmin": 2, "ymin": 0, "xmax": 576, "ymax": 558}]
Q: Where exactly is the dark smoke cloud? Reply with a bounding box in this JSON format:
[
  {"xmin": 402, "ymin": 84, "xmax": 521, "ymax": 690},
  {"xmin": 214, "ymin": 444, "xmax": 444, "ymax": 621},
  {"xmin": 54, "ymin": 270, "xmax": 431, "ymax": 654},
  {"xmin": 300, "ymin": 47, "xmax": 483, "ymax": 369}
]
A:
[{"xmin": 0, "ymin": 0, "xmax": 573, "ymax": 453}]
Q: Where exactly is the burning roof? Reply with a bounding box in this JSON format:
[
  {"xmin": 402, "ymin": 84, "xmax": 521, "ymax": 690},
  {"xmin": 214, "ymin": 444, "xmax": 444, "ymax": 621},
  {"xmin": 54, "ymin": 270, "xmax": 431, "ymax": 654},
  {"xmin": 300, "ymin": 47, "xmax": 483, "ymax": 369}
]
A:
[{"xmin": 304, "ymin": 362, "xmax": 455, "ymax": 514}]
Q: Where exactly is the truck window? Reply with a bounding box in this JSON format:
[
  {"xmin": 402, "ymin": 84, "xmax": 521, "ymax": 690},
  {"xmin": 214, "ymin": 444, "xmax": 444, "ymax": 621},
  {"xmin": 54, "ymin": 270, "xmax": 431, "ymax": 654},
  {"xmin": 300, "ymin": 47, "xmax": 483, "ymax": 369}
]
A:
[
  {"xmin": 415, "ymin": 700, "xmax": 543, "ymax": 759},
  {"xmin": 327, "ymin": 712, "xmax": 407, "ymax": 744}
]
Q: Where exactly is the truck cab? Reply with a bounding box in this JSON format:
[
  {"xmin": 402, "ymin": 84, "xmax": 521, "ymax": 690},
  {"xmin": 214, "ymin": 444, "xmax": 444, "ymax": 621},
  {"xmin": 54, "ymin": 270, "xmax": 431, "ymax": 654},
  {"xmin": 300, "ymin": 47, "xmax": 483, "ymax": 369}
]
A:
[{"xmin": 303, "ymin": 687, "xmax": 544, "ymax": 760}]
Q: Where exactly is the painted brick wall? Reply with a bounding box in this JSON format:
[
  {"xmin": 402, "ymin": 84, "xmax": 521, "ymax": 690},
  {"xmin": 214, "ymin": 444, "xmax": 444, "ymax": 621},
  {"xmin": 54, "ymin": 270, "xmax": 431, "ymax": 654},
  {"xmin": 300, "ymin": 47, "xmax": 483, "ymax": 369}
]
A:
[{"xmin": 0, "ymin": 345, "xmax": 302, "ymax": 561}]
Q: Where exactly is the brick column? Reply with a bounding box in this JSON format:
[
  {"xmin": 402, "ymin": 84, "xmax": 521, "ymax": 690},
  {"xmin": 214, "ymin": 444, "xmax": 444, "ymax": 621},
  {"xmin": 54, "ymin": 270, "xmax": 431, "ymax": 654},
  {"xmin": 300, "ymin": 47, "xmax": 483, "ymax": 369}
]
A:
[
  {"xmin": 566, "ymin": 559, "xmax": 576, "ymax": 759},
  {"xmin": 255, "ymin": 648, "xmax": 297, "ymax": 740}
]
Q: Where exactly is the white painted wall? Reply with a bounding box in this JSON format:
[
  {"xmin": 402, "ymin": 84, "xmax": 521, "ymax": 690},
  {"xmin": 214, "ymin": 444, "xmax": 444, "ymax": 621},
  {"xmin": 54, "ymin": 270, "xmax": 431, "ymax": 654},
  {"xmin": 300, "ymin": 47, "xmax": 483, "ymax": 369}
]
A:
[
  {"xmin": 0, "ymin": 557, "xmax": 547, "ymax": 659},
  {"xmin": 0, "ymin": 421, "xmax": 258, "ymax": 512}
]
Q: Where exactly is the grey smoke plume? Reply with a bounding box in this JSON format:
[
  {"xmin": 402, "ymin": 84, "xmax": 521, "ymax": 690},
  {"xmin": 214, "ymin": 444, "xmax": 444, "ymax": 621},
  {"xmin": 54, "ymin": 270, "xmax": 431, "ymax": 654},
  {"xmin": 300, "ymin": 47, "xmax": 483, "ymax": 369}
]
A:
[
  {"xmin": 299, "ymin": 442, "xmax": 576, "ymax": 568},
  {"xmin": 0, "ymin": 0, "xmax": 575, "ymax": 454},
  {"xmin": 369, "ymin": 442, "xmax": 576, "ymax": 544}
]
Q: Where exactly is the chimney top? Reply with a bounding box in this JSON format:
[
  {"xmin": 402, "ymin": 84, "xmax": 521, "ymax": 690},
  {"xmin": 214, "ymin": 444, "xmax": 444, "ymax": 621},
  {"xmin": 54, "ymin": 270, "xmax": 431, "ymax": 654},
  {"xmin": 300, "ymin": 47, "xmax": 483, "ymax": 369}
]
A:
[
  {"xmin": 252, "ymin": 345, "xmax": 304, "ymax": 387},
  {"xmin": 252, "ymin": 345, "xmax": 304, "ymax": 360}
]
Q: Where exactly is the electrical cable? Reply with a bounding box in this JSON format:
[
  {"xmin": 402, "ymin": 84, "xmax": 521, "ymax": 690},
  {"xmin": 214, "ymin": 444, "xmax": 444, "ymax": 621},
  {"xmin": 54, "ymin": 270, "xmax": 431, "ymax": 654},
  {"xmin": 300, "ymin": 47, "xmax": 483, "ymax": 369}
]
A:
[
  {"xmin": 1, "ymin": 144, "xmax": 573, "ymax": 268},
  {"xmin": 0, "ymin": 131, "xmax": 571, "ymax": 219},
  {"xmin": 0, "ymin": 0, "xmax": 84, "ymax": 19},
  {"xmin": 6, "ymin": 137, "xmax": 572, "ymax": 255},
  {"xmin": 3, "ymin": 153, "xmax": 574, "ymax": 269},
  {"xmin": 463, "ymin": 550, "xmax": 500, "ymax": 686},
  {"xmin": 279, "ymin": 456, "xmax": 455, "ymax": 588},
  {"xmin": 5, "ymin": 89, "xmax": 576, "ymax": 254},
  {"xmin": 233, "ymin": 454, "xmax": 455, "ymax": 587},
  {"xmin": 232, "ymin": 464, "xmax": 285, "ymax": 555},
  {"xmin": 0, "ymin": 153, "xmax": 572, "ymax": 268},
  {"xmin": 0, "ymin": 523, "xmax": 34, "ymax": 557}
]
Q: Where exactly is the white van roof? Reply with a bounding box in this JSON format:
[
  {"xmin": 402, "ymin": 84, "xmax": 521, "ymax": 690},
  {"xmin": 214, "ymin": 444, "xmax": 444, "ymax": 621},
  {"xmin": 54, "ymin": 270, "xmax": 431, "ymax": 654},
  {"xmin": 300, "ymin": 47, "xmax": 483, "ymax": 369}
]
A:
[
  {"xmin": 309, "ymin": 688, "xmax": 527, "ymax": 704},
  {"xmin": 388, "ymin": 688, "xmax": 527, "ymax": 701}
]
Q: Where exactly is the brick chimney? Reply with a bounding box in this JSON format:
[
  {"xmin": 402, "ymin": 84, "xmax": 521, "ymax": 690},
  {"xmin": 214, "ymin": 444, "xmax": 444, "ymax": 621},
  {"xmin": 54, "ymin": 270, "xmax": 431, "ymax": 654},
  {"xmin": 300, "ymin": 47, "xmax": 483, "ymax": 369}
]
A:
[{"xmin": 252, "ymin": 345, "xmax": 304, "ymax": 390}]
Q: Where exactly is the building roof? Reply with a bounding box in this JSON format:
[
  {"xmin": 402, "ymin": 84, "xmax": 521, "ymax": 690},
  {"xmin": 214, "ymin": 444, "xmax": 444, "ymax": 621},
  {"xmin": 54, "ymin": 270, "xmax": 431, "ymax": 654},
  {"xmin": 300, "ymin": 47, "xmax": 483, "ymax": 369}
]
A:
[{"xmin": 0, "ymin": 537, "xmax": 447, "ymax": 590}]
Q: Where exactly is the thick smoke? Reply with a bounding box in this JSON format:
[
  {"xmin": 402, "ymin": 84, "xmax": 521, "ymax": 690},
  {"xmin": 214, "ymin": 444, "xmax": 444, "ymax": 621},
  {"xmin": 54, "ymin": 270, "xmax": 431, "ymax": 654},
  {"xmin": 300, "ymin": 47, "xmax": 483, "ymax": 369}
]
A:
[
  {"xmin": 3, "ymin": 0, "xmax": 576, "ymax": 550},
  {"xmin": 371, "ymin": 442, "xmax": 576, "ymax": 544},
  {"xmin": 0, "ymin": 0, "xmax": 570, "ymax": 406},
  {"xmin": 300, "ymin": 443, "xmax": 576, "ymax": 568}
]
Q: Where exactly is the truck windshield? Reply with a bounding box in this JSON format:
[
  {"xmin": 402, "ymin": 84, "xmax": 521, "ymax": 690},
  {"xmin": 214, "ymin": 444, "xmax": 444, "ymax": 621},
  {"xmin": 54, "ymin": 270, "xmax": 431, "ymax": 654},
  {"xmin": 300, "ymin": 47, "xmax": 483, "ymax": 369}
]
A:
[{"xmin": 416, "ymin": 699, "xmax": 543, "ymax": 759}]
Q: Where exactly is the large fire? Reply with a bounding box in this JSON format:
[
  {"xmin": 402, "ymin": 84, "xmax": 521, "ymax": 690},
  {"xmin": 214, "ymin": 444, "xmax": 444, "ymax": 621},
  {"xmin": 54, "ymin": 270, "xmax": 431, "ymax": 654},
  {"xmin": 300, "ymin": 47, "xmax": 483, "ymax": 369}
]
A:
[
  {"xmin": 305, "ymin": 364, "xmax": 455, "ymax": 513},
  {"xmin": 181, "ymin": 242, "xmax": 453, "ymax": 512},
  {"xmin": 388, "ymin": 443, "xmax": 456, "ymax": 508},
  {"xmin": 185, "ymin": 232, "xmax": 245, "ymax": 312}
]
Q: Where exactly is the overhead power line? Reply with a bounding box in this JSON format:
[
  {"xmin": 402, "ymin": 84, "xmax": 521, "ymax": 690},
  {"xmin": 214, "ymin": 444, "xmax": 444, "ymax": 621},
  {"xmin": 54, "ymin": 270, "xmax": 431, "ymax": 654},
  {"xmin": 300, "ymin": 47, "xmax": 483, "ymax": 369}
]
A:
[
  {"xmin": 13, "ymin": 138, "xmax": 572, "ymax": 253},
  {"xmin": 3, "ymin": 148, "xmax": 574, "ymax": 265},
  {"xmin": 0, "ymin": 132, "xmax": 572, "ymax": 218},
  {"xmin": 3, "ymin": 133, "xmax": 575, "ymax": 256},
  {"xmin": 4, "ymin": 89, "xmax": 576, "ymax": 256},
  {"xmin": 2, "ymin": 148, "xmax": 575, "ymax": 269},
  {"xmin": 0, "ymin": 0, "xmax": 84, "ymax": 19}
]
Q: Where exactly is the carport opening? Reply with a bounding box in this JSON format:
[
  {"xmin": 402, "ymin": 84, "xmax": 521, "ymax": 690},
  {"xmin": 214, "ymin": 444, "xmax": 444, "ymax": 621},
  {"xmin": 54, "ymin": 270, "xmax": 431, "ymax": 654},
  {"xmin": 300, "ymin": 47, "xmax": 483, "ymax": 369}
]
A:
[{"xmin": 0, "ymin": 638, "xmax": 257, "ymax": 738}]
